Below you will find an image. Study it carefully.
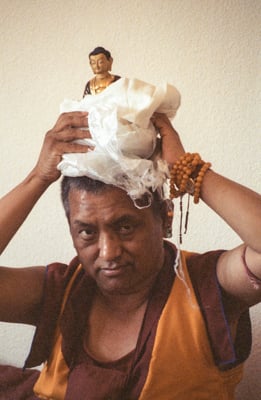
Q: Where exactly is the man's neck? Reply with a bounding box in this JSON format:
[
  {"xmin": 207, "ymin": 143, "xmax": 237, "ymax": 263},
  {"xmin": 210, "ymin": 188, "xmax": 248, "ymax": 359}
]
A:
[{"xmin": 97, "ymin": 290, "xmax": 149, "ymax": 315}]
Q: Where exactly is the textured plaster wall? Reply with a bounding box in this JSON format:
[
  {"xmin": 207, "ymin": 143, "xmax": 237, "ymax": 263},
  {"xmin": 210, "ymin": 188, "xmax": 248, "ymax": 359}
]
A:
[{"xmin": 0, "ymin": 0, "xmax": 260, "ymax": 398}]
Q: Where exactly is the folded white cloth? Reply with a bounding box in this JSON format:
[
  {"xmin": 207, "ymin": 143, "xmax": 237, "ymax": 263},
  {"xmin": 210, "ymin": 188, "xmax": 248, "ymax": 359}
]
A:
[{"xmin": 58, "ymin": 77, "xmax": 181, "ymax": 207}]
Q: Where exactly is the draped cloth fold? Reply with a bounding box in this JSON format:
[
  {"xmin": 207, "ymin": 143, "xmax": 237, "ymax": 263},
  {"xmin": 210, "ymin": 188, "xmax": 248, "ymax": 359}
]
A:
[{"xmin": 58, "ymin": 78, "xmax": 181, "ymax": 207}]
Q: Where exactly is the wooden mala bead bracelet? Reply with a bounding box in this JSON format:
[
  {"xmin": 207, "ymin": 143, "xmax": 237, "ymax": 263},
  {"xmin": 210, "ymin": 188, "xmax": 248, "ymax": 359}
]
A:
[{"xmin": 169, "ymin": 153, "xmax": 211, "ymax": 203}]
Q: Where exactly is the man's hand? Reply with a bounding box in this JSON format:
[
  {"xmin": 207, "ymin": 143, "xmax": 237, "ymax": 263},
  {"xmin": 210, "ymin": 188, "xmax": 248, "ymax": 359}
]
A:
[
  {"xmin": 0, "ymin": 112, "xmax": 92, "ymax": 254},
  {"xmin": 34, "ymin": 112, "xmax": 90, "ymax": 183},
  {"xmin": 151, "ymin": 113, "xmax": 185, "ymax": 166}
]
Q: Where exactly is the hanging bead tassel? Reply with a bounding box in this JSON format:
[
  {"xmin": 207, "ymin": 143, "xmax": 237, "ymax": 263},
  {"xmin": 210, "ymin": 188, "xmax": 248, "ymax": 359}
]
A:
[
  {"xmin": 179, "ymin": 196, "xmax": 183, "ymax": 244},
  {"xmin": 169, "ymin": 153, "xmax": 211, "ymax": 243},
  {"xmin": 184, "ymin": 194, "xmax": 190, "ymax": 234}
]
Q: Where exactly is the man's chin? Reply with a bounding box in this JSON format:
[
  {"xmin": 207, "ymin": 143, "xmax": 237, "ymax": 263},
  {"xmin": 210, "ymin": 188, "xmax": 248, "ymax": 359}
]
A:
[{"xmin": 97, "ymin": 276, "xmax": 134, "ymax": 296}]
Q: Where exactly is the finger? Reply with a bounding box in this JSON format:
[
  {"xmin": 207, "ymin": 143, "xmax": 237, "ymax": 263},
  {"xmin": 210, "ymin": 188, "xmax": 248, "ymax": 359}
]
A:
[
  {"xmin": 57, "ymin": 141, "xmax": 91, "ymax": 155},
  {"xmin": 51, "ymin": 127, "xmax": 91, "ymax": 143},
  {"xmin": 54, "ymin": 112, "xmax": 88, "ymax": 132}
]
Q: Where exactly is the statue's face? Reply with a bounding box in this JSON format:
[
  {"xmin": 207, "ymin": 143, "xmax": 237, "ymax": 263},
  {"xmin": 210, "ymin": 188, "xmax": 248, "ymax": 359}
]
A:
[{"xmin": 89, "ymin": 53, "xmax": 112, "ymax": 74}]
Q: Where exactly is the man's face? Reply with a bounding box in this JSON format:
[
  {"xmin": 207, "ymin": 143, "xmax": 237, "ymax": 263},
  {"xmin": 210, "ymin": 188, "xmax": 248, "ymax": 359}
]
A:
[
  {"xmin": 89, "ymin": 53, "xmax": 112, "ymax": 75},
  {"xmin": 68, "ymin": 187, "xmax": 166, "ymax": 295}
]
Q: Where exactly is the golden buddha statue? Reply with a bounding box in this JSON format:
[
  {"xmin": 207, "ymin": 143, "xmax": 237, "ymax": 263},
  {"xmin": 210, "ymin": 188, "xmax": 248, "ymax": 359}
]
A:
[{"xmin": 83, "ymin": 47, "xmax": 121, "ymax": 96}]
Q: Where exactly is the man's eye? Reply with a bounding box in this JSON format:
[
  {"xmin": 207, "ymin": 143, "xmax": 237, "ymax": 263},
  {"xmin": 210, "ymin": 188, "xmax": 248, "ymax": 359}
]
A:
[
  {"xmin": 119, "ymin": 224, "xmax": 134, "ymax": 235},
  {"xmin": 79, "ymin": 229, "xmax": 96, "ymax": 240}
]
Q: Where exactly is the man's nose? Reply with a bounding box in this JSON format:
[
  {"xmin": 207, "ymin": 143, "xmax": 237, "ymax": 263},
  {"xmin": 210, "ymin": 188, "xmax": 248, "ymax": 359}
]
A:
[{"xmin": 98, "ymin": 232, "xmax": 122, "ymax": 261}]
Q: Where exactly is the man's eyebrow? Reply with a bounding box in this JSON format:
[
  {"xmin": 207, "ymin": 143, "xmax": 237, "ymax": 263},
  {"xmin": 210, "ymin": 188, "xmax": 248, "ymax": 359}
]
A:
[
  {"xmin": 72, "ymin": 220, "xmax": 94, "ymax": 227},
  {"xmin": 72, "ymin": 214, "xmax": 141, "ymax": 228},
  {"xmin": 112, "ymin": 214, "xmax": 140, "ymax": 225}
]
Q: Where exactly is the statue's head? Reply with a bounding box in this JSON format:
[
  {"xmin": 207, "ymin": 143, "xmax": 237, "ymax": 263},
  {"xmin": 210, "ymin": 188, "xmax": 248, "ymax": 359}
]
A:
[{"xmin": 89, "ymin": 46, "xmax": 113, "ymax": 74}]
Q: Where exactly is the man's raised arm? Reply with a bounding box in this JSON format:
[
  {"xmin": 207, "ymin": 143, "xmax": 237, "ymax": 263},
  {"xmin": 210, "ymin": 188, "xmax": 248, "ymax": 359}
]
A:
[
  {"xmin": 0, "ymin": 112, "xmax": 89, "ymax": 254},
  {"xmin": 0, "ymin": 112, "xmax": 90, "ymax": 325}
]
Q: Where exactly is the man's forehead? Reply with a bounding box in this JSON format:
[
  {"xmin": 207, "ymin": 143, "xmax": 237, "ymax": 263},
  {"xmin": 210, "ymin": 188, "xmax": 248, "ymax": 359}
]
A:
[
  {"xmin": 70, "ymin": 187, "xmax": 157, "ymax": 214},
  {"xmin": 68, "ymin": 187, "xmax": 153, "ymax": 223}
]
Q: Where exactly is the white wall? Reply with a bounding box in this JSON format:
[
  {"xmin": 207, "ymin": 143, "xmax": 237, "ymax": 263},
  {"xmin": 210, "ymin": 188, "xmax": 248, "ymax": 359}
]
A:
[{"xmin": 0, "ymin": 0, "xmax": 260, "ymax": 398}]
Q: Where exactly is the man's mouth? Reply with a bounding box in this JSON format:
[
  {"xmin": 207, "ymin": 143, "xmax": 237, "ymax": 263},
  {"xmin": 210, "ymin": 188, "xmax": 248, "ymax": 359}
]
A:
[{"xmin": 99, "ymin": 264, "xmax": 128, "ymax": 277}]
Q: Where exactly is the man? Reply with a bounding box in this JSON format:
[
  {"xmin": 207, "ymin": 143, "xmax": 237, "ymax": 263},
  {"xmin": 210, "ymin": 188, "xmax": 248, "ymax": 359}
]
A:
[
  {"xmin": 0, "ymin": 111, "xmax": 260, "ymax": 399},
  {"xmin": 83, "ymin": 46, "xmax": 121, "ymax": 96}
]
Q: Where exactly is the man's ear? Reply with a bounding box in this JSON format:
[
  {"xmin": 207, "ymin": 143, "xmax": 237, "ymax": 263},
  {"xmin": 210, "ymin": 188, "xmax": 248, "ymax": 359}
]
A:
[{"xmin": 162, "ymin": 199, "xmax": 174, "ymax": 238}]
